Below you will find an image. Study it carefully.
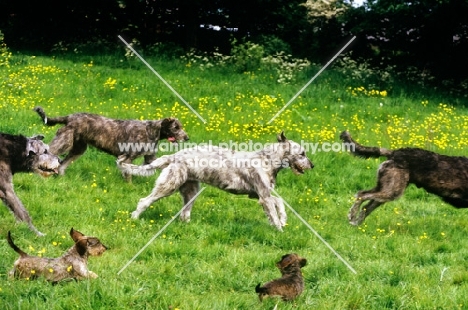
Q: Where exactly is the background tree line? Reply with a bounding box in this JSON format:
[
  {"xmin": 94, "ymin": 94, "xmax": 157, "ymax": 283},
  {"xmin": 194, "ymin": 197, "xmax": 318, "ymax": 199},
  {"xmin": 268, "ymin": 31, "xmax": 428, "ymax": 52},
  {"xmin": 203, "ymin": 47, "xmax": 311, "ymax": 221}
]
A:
[{"xmin": 1, "ymin": 0, "xmax": 467, "ymax": 88}]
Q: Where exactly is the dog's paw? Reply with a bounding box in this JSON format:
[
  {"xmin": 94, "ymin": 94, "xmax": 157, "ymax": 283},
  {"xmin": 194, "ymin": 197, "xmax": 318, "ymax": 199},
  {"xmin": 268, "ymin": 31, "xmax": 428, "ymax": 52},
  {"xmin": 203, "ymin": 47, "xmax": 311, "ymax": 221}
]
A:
[
  {"xmin": 348, "ymin": 215, "xmax": 364, "ymax": 226},
  {"xmin": 131, "ymin": 211, "xmax": 140, "ymax": 219},
  {"xmin": 87, "ymin": 271, "xmax": 98, "ymax": 279},
  {"xmin": 179, "ymin": 215, "xmax": 191, "ymax": 223},
  {"xmin": 116, "ymin": 155, "xmax": 127, "ymax": 165}
]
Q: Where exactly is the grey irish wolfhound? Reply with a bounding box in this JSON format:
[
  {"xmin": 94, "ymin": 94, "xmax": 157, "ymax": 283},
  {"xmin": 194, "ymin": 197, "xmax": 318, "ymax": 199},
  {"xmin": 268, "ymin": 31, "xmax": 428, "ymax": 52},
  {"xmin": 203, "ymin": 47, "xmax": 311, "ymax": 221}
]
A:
[
  {"xmin": 117, "ymin": 132, "xmax": 313, "ymax": 231},
  {"xmin": 0, "ymin": 133, "xmax": 60, "ymax": 236},
  {"xmin": 341, "ymin": 130, "xmax": 468, "ymax": 225},
  {"xmin": 33, "ymin": 106, "xmax": 189, "ymax": 181}
]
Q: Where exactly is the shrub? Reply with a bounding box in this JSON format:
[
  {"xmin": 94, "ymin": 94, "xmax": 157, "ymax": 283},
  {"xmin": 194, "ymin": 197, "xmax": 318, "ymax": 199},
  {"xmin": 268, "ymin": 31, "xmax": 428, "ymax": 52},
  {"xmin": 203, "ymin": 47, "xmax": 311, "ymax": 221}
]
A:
[
  {"xmin": 263, "ymin": 52, "xmax": 311, "ymax": 84},
  {"xmin": 0, "ymin": 31, "xmax": 12, "ymax": 68},
  {"xmin": 256, "ymin": 34, "xmax": 292, "ymax": 55},
  {"xmin": 230, "ymin": 39, "xmax": 265, "ymax": 73},
  {"xmin": 333, "ymin": 52, "xmax": 395, "ymax": 89}
]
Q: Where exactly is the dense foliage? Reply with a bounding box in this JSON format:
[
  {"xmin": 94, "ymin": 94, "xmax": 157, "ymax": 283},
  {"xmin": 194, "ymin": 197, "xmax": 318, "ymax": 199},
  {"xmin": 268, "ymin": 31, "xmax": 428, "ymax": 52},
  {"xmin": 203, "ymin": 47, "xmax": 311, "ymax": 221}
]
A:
[{"xmin": 1, "ymin": 0, "xmax": 467, "ymax": 88}]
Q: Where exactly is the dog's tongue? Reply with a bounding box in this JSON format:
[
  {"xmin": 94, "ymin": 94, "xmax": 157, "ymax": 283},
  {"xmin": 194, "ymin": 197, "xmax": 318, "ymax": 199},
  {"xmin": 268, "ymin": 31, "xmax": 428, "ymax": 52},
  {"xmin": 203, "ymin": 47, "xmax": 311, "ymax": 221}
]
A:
[{"xmin": 168, "ymin": 137, "xmax": 176, "ymax": 142}]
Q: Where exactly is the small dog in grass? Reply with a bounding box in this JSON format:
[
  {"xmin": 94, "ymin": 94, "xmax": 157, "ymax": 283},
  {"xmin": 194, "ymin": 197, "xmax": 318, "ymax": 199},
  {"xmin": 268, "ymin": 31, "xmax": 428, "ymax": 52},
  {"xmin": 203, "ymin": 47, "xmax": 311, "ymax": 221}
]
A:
[
  {"xmin": 255, "ymin": 253, "xmax": 307, "ymax": 302},
  {"xmin": 7, "ymin": 228, "xmax": 107, "ymax": 283}
]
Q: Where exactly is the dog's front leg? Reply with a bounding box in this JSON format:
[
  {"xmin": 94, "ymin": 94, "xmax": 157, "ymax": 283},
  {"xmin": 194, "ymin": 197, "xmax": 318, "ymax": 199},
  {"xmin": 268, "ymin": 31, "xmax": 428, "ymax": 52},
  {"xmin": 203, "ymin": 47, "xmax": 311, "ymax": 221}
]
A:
[
  {"xmin": 73, "ymin": 264, "xmax": 98, "ymax": 279},
  {"xmin": 348, "ymin": 201, "xmax": 362, "ymax": 226},
  {"xmin": 272, "ymin": 196, "xmax": 287, "ymax": 227},
  {"xmin": 259, "ymin": 197, "xmax": 283, "ymax": 231},
  {"xmin": 1, "ymin": 184, "xmax": 45, "ymax": 236}
]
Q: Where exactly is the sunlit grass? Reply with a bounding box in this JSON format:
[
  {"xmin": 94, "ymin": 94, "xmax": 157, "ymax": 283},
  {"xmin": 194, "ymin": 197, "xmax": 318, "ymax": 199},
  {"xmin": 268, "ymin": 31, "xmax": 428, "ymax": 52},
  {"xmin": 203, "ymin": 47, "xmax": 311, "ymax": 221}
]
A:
[{"xmin": 0, "ymin": 51, "xmax": 468, "ymax": 309}]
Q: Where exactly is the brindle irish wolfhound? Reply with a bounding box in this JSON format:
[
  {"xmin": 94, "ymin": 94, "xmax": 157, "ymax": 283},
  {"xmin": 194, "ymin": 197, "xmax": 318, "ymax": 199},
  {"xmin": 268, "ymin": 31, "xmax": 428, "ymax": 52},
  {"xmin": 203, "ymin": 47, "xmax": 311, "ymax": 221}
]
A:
[
  {"xmin": 34, "ymin": 107, "xmax": 189, "ymax": 181},
  {"xmin": 117, "ymin": 132, "xmax": 313, "ymax": 231},
  {"xmin": 0, "ymin": 133, "xmax": 60, "ymax": 236},
  {"xmin": 341, "ymin": 130, "xmax": 468, "ymax": 225}
]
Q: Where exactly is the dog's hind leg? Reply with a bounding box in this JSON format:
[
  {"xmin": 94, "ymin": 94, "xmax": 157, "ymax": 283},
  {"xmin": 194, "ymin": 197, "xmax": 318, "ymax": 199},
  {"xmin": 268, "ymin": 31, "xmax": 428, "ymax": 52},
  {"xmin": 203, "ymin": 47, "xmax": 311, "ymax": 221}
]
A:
[
  {"xmin": 48, "ymin": 127, "xmax": 74, "ymax": 156},
  {"xmin": 131, "ymin": 165, "xmax": 188, "ymax": 219},
  {"xmin": 349, "ymin": 160, "xmax": 409, "ymax": 225},
  {"xmin": 48, "ymin": 127, "xmax": 87, "ymax": 175},
  {"xmin": 117, "ymin": 155, "xmax": 138, "ymax": 182},
  {"xmin": 178, "ymin": 181, "xmax": 200, "ymax": 222},
  {"xmin": 57, "ymin": 141, "xmax": 87, "ymax": 175},
  {"xmin": 349, "ymin": 199, "xmax": 384, "ymax": 225},
  {"xmin": 144, "ymin": 154, "xmax": 156, "ymax": 164}
]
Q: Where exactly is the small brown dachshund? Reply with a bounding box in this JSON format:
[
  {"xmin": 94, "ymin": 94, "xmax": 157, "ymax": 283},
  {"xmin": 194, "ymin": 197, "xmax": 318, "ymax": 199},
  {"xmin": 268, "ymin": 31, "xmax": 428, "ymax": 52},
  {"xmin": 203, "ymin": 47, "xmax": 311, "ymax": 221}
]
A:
[{"xmin": 255, "ymin": 253, "xmax": 307, "ymax": 301}]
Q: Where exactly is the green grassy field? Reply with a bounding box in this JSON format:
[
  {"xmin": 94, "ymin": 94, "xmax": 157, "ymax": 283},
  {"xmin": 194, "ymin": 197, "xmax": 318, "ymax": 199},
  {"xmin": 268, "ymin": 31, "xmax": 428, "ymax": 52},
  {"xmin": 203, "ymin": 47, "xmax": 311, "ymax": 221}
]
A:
[{"xmin": 1, "ymin": 48, "xmax": 468, "ymax": 310}]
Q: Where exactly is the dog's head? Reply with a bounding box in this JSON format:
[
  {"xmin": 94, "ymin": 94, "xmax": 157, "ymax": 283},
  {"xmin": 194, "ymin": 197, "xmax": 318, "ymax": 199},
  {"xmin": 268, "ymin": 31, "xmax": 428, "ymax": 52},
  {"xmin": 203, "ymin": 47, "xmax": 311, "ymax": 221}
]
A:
[
  {"xmin": 276, "ymin": 253, "xmax": 307, "ymax": 275},
  {"xmin": 146, "ymin": 117, "xmax": 189, "ymax": 143},
  {"xmin": 70, "ymin": 228, "xmax": 107, "ymax": 257},
  {"xmin": 277, "ymin": 132, "xmax": 313, "ymax": 175},
  {"xmin": 26, "ymin": 135, "xmax": 60, "ymax": 177}
]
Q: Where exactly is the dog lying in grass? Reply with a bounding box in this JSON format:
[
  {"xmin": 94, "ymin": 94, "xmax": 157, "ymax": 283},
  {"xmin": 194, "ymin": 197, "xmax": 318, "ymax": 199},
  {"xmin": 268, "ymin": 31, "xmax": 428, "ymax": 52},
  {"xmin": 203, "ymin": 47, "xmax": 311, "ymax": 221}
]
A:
[
  {"xmin": 341, "ymin": 130, "xmax": 468, "ymax": 225},
  {"xmin": 255, "ymin": 253, "xmax": 307, "ymax": 302},
  {"xmin": 7, "ymin": 228, "xmax": 107, "ymax": 283},
  {"xmin": 0, "ymin": 133, "xmax": 60, "ymax": 236},
  {"xmin": 34, "ymin": 106, "xmax": 189, "ymax": 181},
  {"xmin": 117, "ymin": 132, "xmax": 313, "ymax": 231}
]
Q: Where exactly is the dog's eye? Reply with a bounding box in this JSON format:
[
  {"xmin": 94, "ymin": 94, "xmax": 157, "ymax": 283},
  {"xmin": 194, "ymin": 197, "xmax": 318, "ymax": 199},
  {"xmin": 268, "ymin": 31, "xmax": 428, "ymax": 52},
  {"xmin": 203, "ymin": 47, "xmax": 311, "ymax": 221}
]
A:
[{"xmin": 300, "ymin": 152, "xmax": 305, "ymax": 156}]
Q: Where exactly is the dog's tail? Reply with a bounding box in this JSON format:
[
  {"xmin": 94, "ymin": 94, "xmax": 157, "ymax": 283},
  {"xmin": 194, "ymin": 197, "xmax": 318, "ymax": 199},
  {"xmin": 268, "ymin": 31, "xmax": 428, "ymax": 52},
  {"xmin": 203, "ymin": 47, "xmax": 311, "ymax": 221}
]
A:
[
  {"xmin": 340, "ymin": 131, "xmax": 392, "ymax": 159},
  {"xmin": 116, "ymin": 155, "xmax": 172, "ymax": 177},
  {"xmin": 7, "ymin": 231, "xmax": 29, "ymax": 258},
  {"xmin": 33, "ymin": 106, "xmax": 68, "ymax": 126}
]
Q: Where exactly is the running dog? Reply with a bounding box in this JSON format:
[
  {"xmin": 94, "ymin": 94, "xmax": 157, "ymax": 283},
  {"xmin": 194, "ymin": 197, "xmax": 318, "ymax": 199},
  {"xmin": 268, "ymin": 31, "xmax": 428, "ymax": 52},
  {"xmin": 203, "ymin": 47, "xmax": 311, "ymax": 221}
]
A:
[
  {"xmin": 34, "ymin": 106, "xmax": 189, "ymax": 181},
  {"xmin": 0, "ymin": 133, "xmax": 60, "ymax": 236},
  {"xmin": 255, "ymin": 253, "xmax": 307, "ymax": 302},
  {"xmin": 117, "ymin": 132, "xmax": 313, "ymax": 231},
  {"xmin": 8, "ymin": 228, "xmax": 107, "ymax": 283},
  {"xmin": 341, "ymin": 130, "xmax": 468, "ymax": 225}
]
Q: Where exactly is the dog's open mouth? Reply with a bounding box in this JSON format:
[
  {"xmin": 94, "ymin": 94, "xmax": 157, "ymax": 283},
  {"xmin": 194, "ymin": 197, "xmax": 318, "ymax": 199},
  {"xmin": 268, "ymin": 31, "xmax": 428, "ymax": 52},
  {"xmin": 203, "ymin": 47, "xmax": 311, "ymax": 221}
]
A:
[
  {"xmin": 37, "ymin": 166, "xmax": 59, "ymax": 177},
  {"xmin": 168, "ymin": 137, "xmax": 177, "ymax": 143},
  {"xmin": 291, "ymin": 162, "xmax": 306, "ymax": 175}
]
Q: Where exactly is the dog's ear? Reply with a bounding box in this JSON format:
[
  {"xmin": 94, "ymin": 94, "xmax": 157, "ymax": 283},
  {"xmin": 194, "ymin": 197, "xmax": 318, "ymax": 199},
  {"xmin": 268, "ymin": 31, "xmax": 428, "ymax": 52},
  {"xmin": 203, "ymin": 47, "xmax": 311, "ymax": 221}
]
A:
[
  {"xmin": 277, "ymin": 131, "xmax": 287, "ymax": 143},
  {"xmin": 75, "ymin": 239, "xmax": 88, "ymax": 256},
  {"xmin": 70, "ymin": 228, "xmax": 85, "ymax": 242},
  {"xmin": 30, "ymin": 134, "xmax": 45, "ymax": 141},
  {"xmin": 277, "ymin": 254, "xmax": 294, "ymax": 268},
  {"xmin": 146, "ymin": 121, "xmax": 162, "ymax": 141},
  {"xmin": 160, "ymin": 118, "xmax": 175, "ymax": 129},
  {"xmin": 26, "ymin": 136, "xmax": 47, "ymax": 156},
  {"xmin": 300, "ymin": 258, "xmax": 307, "ymax": 267}
]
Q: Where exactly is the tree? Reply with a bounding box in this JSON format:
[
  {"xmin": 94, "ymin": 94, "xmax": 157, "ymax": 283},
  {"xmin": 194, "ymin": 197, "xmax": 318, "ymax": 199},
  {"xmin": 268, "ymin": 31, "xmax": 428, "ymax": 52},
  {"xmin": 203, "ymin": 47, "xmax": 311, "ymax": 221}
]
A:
[{"xmin": 341, "ymin": 0, "xmax": 468, "ymax": 82}]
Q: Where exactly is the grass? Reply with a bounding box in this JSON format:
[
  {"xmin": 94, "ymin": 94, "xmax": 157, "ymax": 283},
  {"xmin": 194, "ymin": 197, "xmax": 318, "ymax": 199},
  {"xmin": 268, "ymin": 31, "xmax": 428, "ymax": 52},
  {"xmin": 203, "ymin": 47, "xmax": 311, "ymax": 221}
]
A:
[{"xmin": 1, "ymin": 49, "xmax": 468, "ymax": 309}]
